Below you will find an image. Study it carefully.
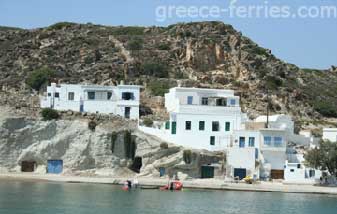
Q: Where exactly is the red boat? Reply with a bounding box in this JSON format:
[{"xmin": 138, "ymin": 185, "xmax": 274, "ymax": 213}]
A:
[{"xmin": 160, "ymin": 181, "xmax": 183, "ymax": 191}]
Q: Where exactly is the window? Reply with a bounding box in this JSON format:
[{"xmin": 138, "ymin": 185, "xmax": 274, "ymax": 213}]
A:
[
  {"xmin": 54, "ymin": 92, "xmax": 60, "ymax": 98},
  {"xmin": 165, "ymin": 121, "xmax": 170, "ymax": 130},
  {"xmin": 187, "ymin": 96, "xmax": 193, "ymax": 105},
  {"xmin": 264, "ymin": 136, "xmax": 272, "ymax": 146},
  {"xmin": 239, "ymin": 137, "xmax": 245, "ymax": 148},
  {"xmin": 201, "ymin": 97, "xmax": 208, "ymax": 105},
  {"xmin": 216, "ymin": 98, "xmax": 227, "ymax": 106},
  {"xmin": 122, "ymin": 92, "xmax": 134, "ymax": 100},
  {"xmin": 249, "ymin": 137, "xmax": 255, "ymax": 147},
  {"xmin": 290, "ymin": 169, "xmax": 295, "ymax": 172},
  {"xmin": 225, "ymin": 122, "xmax": 230, "ymax": 131},
  {"xmin": 199, "ymin": 121, "xmax": 205, "ymax": 131},
  {"xmin": 274, "ymin": 137, "xmax": 283, "ymax": 147},
  {"xmin": 212, "ymin": 121, "xmax": 219, "ymax": 132},
  {"xmin": 88, "ymin": 92, "xmax": 95, "ymax": 100},
  {"xmin": 171, "ymin": 122, "xmax": 176, "ymax": 135},
  {"xmin": 107, "ymin": 92, "xmax": 112, "ymax": 100},
  {"xmin": 68, "ymin": 92, "xmax": 74, "ymax": 101},
  {"xmin": 297, "ymin": 164, "xmax": 301, "ymax": 169},
  {"xmin": 309, "ymin": 169, "xmax": 315, "ymax": 177},
  {"xmin": 47, "ymin": 93, "xmax": 51, "ymax": 97},
  {"xmin": 185, "ymin": 121, "xmax": 191, "ymax": 130},
  {"xmin": 230, "ymin": 99, "xmax": 236, "ymax": 106},
  {"xmin": 210, "ymin": 136, "xmax": 215, "ymax": 145}
]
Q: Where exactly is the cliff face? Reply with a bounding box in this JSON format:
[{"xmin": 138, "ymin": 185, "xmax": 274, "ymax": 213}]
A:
[
  {"xmin": 0, "ymin": 110, "xmax": 224, "ymax": 178},
  {"xmin": 0, "ymin": 22, "xmax": 336, "ymax": 123}
]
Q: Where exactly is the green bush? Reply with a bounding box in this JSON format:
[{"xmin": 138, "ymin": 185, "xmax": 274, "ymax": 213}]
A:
[
  {"xmin": 26, "ymin": 67, "xmax": 55, "ymax": 91},
  {"xmin": 183, "ymin": 150, "xmax": 192, "ymax": 164},
  {"xmin": 265, "ymin": 76, "xmax": 283, "ymax": 90},
  {"xmin": 112, "ymin": 27, "xmax": 145, "ymax": 35},
  {"xmin": 48, "ymin": 22, "xmax": 75, "ymax": 30},
  {"xmin": 143, "ymin": 118, "xmax": 153, "ymax": 127},
  {"xmin": 41, "ymin": 108, "xmax": 59, "ymax": 120},
  {"xmin": 251, "ymin": 46, "xmax": 269, "ymax": 57},
  {"xmin": 141, "ymin": 62, "xmax": 168, "ymax": 78},
  {"xmin": 160, "ymin": 142, "xmax": 169, "ymax": 149},
  {"xmin": 127, "ymin": 38, "xmax": 143, "ymax": 50},
  {"xmin": 157, "ymin": 43, "xmax": 170, "ymax": 50},
  {"xmin": 313, "ymin": 101, "xmax": 337, "ymax": 118},
  {"xmin": 148, "ymin": 81, "xmax": 170, "ymax": 96}
]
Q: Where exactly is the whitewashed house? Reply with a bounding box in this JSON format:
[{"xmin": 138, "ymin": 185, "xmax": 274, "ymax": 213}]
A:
[
  {"xmin": 323, "ymin": 128, "xmax": 337, "ymax": 142},
  {"xmin": 139, "ymin": 86, "xmax": 308, "ymax": 180},
  {"xmin": 284, "ymin": 154, "xmax": 322, "ymax": 184},
  {"xmin": 40, "ymin": 83, "xmax": 141, "ymax": 119},
  {"xmin": 162, "ymin": 87, "xmax": 246, "ymax": 151}
]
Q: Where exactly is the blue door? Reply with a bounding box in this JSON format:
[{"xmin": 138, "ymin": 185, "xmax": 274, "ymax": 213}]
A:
[
  {"xmin": 47, "ymin": 160, "xmax": 63, "ymax": 174},
  {"xmin": 234, "ymin": 168, "xmax": 246, "ymax": 180},
  {"xmin": 239, "ymin": 137, "xmax": 245, "ymax": 148},
  {"xmin": 159, "ymin": 167, "xmax": 165, "ymax": 177}
]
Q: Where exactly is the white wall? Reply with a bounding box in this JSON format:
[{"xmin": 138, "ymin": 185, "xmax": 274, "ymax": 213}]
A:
[
  {"xmin": 40, "ymin": 83, "xmax": 140, "ymax": 119},
  {"xmin": 284, "ymin": 162, "xmax": 322, "ymax": 183},
  {"xmin": 170, "ymin": 112, "xmax": 242, "ymax": 151},
  {"xmin": 323, "ymin": 129, "xmax": 337, "ymax": 142},
  {"xmin": 261, "ymin": 150, "xmax": 286, "ymax": 170},
  {"xmin": 227, "ymin": 147, "xmax": 258, "ymax": 178}
]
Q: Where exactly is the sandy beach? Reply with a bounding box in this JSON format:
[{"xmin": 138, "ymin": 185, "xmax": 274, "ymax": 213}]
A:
[{"xmin": 1, "ymin": 173, "xmax": 337, "ymax": 195}]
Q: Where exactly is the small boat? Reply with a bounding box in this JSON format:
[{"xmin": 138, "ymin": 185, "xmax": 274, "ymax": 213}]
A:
[
  {"xmin": 122, "ymin": 186, "xmax": 129, "ymax": 191},
  {"xmin": 160, "ymin": 181, "xmax": 183, "ymax": 191},
  {"xmin": 140, "ymin": 186, "xmax": 159, "ymax": 190}
]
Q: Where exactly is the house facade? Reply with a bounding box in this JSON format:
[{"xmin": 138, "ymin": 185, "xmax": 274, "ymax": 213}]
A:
[
  {"xmin": 40, "ymin": 83, "xmax": 141, "ymax": 119},
  {"xmin": 284, "ymin": 154, "xmax": 322, "ymax": 183},
  {"xmin": 323, "ymin": 128, "xmax": 337, "ymax": 142},
  {"xmin": 163, "ymin": 87, "xmax": 246, "ymax": 151},
  {"xmin": 139, "ymin": 86, "xmax": 312, "ymax": 181}
]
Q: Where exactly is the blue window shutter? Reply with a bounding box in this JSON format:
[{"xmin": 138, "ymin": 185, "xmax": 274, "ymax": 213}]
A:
[{"xmin": 187, "ymin": 96, "xmax": 193, "ymax": 105}]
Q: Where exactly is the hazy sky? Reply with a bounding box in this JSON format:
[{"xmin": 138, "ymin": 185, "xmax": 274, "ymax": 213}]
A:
[{"xmin": 1, "ymin": 0, "xmax": 336, "ymax": 69}]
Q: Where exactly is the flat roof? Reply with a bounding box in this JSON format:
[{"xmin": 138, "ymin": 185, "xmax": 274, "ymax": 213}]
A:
[
  {"xmin": 323, "ymin": 128, "xmax": 337, "ymax": 132},
  {"xmin": 57, "ymin": 83, "xmax": 142, "ymax": 89},
  {"xmin": 172, "ymin": 87, "xmax": 235, "ymax": 94}
]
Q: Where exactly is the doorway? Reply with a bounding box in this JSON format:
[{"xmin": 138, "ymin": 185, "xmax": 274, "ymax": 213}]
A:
[{"xmin": 124, "ymin": 107, "xmax": 131, "ymax": 119}]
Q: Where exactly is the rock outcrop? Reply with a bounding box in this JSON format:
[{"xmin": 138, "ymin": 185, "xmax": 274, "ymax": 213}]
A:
[{"xmin": 0, "ymin": 110, "xmax": 225, "ymax": 178}]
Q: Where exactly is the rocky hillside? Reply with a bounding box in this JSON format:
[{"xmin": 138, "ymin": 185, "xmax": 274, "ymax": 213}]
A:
[{"xmin": 0, "ymin": 22, "xmax": 336, "ymax": 124}]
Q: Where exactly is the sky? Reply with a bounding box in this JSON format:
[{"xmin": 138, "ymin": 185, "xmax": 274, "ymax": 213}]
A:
[{"xmin": 0, "ymin": 0, "xmax": 336, "ymax": 69}]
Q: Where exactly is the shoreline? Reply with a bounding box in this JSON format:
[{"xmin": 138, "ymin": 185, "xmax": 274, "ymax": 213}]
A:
[{"xmin": 1, "ymin": 173, "xmax": 337, "ymax": 195}]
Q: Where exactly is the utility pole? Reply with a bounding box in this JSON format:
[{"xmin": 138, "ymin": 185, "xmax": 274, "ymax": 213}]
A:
[{"xmin": 266, "ymin": 89, "xmax": 270, "ymax": 128}]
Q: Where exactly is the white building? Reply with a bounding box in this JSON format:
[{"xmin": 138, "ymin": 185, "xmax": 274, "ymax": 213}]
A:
[
  {"xmin": 138, "ymin": 87, "xmax": 307, "ymax": 180},
  {"xmin": 284, "ymin": 154, "xmax": 322, "ymax": 184},
  {"xmin": 162, "ymin": 87, "xmax": 246, "ymax": 151},
  {"xmin": 323, "ymin": 128, "xmax": 337, "ymax": 142},
  {"xmin": 40, "ymin": 83, "xmax": 141, "ymax": 119}
]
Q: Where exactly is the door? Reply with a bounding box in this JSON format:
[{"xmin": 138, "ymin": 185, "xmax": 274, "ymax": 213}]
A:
[
  {"xmin": 159, "ymin": 167, "xmax": 166, "ymax": 177},
  {"xmin": 47, "ymin": 160, "xmax": 63, "ymax": 174},
  {"xmin": 124, "ymin": 107, "xmax": 130, "ymax": 119},
  {"xmin": 239, "ymin": 137, "xmax": 245, "ymax": 148},
  {"xmin": 271, "ymin": 170, "xmax": 284, "ymax": 179},
  {"xmin": 234, "ymin": 168, "xmax": 246, "ymax": 180},
  {"xmin": 21, "ymin": 161, "xmax": 36, "ymax": 172},
  {"xmin": 201, "ymin": 166, "xmax": 214, "ymax": 178}
]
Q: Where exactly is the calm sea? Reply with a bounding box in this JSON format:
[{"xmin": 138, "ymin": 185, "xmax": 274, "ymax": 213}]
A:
[{"xmin": 0, "ymin": 180, "xmax": 336, "ymax": 214}]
